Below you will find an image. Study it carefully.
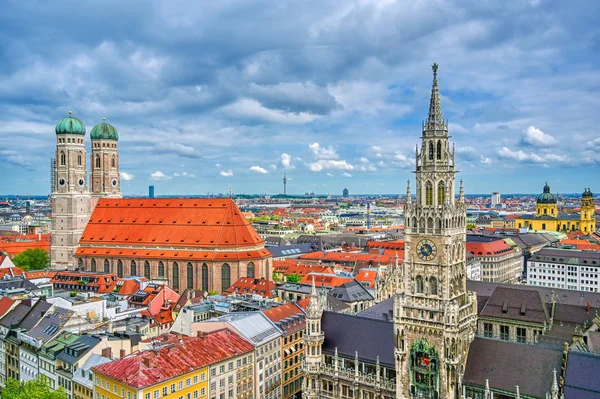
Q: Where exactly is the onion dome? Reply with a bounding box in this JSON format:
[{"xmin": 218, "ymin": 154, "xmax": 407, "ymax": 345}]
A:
[
  {"xmin": 90, "ymin": 118, "xmax": 119, "ymax": 141},
  {"xmin": 583, "ymin": 188, "xmax": 594, "ymax": 198},
  {"xmin": 537, "ymin": 182, "xmax": 557, "ymax": 204},
  {"xmin": 55, "ymin": 111, "xmax": 86, "ymax": 135}
]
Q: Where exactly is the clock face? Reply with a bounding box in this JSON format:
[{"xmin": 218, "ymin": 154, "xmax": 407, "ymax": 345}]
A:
[
  {"xmin": 59, "ymin": 178, "xmax": 66, "ymax": 186},
  {"xmin": 111, "ymin": 178, "xmax": 118, "ymax": 187},
  {"xmin": 78, "ymin": 178, "xmax": 85, "ymax": 187},
  {"xmin": 417, "ymin": 239, "xmax": 437, "ymax": 261}
]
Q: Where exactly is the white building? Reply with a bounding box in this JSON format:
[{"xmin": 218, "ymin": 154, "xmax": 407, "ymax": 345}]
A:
[
  {"xmin": 527, "ymin": 247, "xmax": 600, "ymax": 292},
  {"xmin": 491, "ymin": 192, "xmax": 501, "ymax": 207}
]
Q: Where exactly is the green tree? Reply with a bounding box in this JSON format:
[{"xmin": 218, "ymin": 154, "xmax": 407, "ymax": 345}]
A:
[
  {"xmin": 286, "ymin": 273, "xmax": 302, "ymax": 283},
  {"xmin": 208, "ymin": 290, "xmax": 219, "ymax": 296},
  {"xmin": 11, "ymin": 248, "xmax": 49, "ymax": 271},
  {"xmin": 2, "ymin": 377, "xmax": 67, "ymax": 399}
]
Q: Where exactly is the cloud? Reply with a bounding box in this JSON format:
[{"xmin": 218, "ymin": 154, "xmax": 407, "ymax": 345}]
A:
[
  {"xmin": 153, "ymin": 142, "xmax": 200, "ymax": 158},
  {"xmin": 480, "ymin": 155, "xmax": 492, "ymax": 164},
  {"xmin": 308, "ymin": 159, "xmax": 354, "ymax": 172},
  {"xmin": 342, "ymin": 172, "xmax": 352, "ymax": 177},
  {"xmin": 220, "ymin": 99, "xmax": 320, "ymax": 125},
  {"xmin": 586, "ymin": 138, "xmax": 600, "ymax": 151},
  {"xmin": 150, "ymin": 171, "xmax": 171, "ymax": 181},
  {"xmin": 521, "ymin": 126, "xmax": 557, "ymax": 147},
  {"xmin": 326, "ymin": 173, "xmax": 334, "ymax": 177},
  {"xmin": 308, "ymin": 142, "xmax": 339, "ymax": 160},
  {"xmin": 220, "ymin": 169, "xmax": 233, "ymax": 177},
  {"xmin": 269, "ymin": 164, "xmax": 277, "ymax": 170},
  {"xmin": 215, "ymin": 163, "xmax": 221, "ymax": 168},
  {"xmin": 497, "ymin": 147, "xmax": 568, "ymax": 164},
  {"xmin": 121, "ymin": 172, "xmax": 135, "ymax": 180},
  {"xmin": 249, "ymin": 165, "xmax": 268, "ymax": 174},
  {"xmin": 281, "ymin": 153, "xmax": 291, "ymax": 168}
]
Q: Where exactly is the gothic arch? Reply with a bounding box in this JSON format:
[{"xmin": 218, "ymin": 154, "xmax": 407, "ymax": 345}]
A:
[
  {"xmin": 143, "ymin": 261, "xmax": 150, "ymax": 278},
  {"xmin": 430, "ymin": 277, "xmax": 438, "ymax": 295},
  {"xmin": 104, "ymin": 259, "xmax": 110, "ymax": 273},
  {"xmin": 111, "ymin": 156, "xmax": 116, "ymax": 168},
  {"xmin": 95, "ymin": 154, "xmax": 100, "ymax": 168},
  {"xmin": 425, "ymin": 181, "xmax": 433, "ymax": 205},
  {"xmin": 131, "ymin": 260, "xmax": 137, "ymax": 276},
  {"xmin": 91, "ymin": 259, "xmax": 96, "ymax": 272},
  {"xmin": 77, "ymin": 152, "xmax": 82, "ymax": 166},
  {"xmin": 222, "ymin": 263, "xmax": 231, "ymax": 291},
  {"xmin": 427, "ymin": 217, "xmax": 434, "ymax": 229},
  {"xmin": 158, "ymin": 261, "xmax": 165, "ymax": 277},
  {"xmin": 429, "ymin": 141, "xmax": 434, "ymax": 160},
  {"xmin": 60, "ymin": 151, "xmax": 66, "ymax": 166},
  {"xmin": 438, "ymin": 181, "xmax": 445, "ymax": 205},
  {"xmin": 416, "ymin": 275, "xmax": 424, "ymax": 293},
  {"xmin": 412, "ymin": 217, "xmax": 417, "ymax": 230},
  {"xmin": 77, "ymin": 258, "xmax": 83, "ymax": 269},
  {"xmin": 117, "ymin": 260, "xmax": 123, "ymax": 277},
  {"xmin": 247, "ymin": 262, "xmax": 255, "ymax": 278},
  {"xmin": 187, "ymin": 262, "xmax": 194, "ymax": 289},
  {"xmin": 437, "ymin": 140, "xmax": 442, "ymax": 160},
  {"xmin": 202, "ymin": 264, "xmax": 209, "ymax": 292},
  {"xmin": 172, "ymin": 263, "xmax": 179, "ymax": 290}
]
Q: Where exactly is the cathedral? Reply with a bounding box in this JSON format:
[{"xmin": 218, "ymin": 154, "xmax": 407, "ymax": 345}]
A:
[
  {"xmin": 301, "ymin": 65, "xmax": 567, "ymax": 399},
  {"xmin": 51, "ymin": 114, "xmax": 122, "ymax": 270},
  {"xmin": 515, "ymin": 184, "xmax": 596, "ymax": 234},
  {"xmin": 50, "ymin": 113, "xmax": 272, "ymax": 292}
]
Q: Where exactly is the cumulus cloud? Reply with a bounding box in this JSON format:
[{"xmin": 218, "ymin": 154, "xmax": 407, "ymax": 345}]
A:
[
  {"xmin": 326, "ymin": 172, "xmax": 334, "ymax": 177},
  {"xmin": 497, "ymin": 147, "xmax": 568, "ymax": 164},
  {"xmin": 281, "ymin": 153, "xmax": 291, "ymax": 168},
  {"xmin": 306, "ymin": 142, "xmax": 355, "ymax": 172},
  {"xmin": 220, "ymin": 169, "xmax": 233, "ymax": 177},
  {"xmin": 153, "ymin": 142, "xmax": 200, "ymax": 158},
  {"xmin": 480, "ymin": 155, "xmax": 492, "ymax": 164},
  {"xmin": 150, "ymin": 171, "xmax": 171, "ymax": 181},
  {"xmin": 521, "ymin": 126, "xmax": 557, "ymax": 147},
  {"xmin": 249, "ymin": 165, "xmax": 269, "ymax": 174},
  {"xmin": 121, "ymin": 172, "xmax": 135, "ymax": 180},
  {"xmin": 308, "ymin": 142, "xmax": 339, "ymax": 160},
  {"xmin": 221, "ymin": 99, "xmax": 320, "ymax": 125},
  {"xmin": 269, "ymin": 164, "xmax": 277, "ymax": 170},
  {"xmin": 587, "ymin": 138, "xmax": 600, "ymax": 151},
  {"xmin": 342, "ymin": 172, "xmax": 352, "ymax": 177}
]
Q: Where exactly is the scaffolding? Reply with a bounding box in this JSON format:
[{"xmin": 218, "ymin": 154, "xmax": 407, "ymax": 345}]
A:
[{"xmin": 50, "ymin": 157, "xmax": 55, "ymax": 194}]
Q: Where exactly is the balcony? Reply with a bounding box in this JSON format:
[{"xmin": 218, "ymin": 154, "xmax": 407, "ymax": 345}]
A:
[{"xmin": 316, "ymin": 364, "xmax": 396, "ymax": 392}]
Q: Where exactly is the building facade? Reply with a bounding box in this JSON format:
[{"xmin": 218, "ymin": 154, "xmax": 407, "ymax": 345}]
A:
[
  {"xmin": 303, "ymin": 64, "xmax": 478, "ymax": 399},
  {"xmin": 51, "ymin": 114, "xmax": 122, "ymax": 270},
  {"xmin": 515, "ymin": 185, "xmax": 596, "ymax": 234},
  {"xmin": 467, "ymin": 239, "xmax": 522, "ymax": 283},
  {"xmin": 527, "ymin": 247, "xmax": 600, "ymax": 292}
]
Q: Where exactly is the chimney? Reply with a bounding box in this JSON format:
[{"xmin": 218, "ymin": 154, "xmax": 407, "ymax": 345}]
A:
[
  {"xmin": 197, "ymin": 331, "xmax": 208, "ymax": 339},
  {"xmin": 120, "ymin": 349, "xmax": 126, "ymax": 359},
  {"xmin": 101, "ymin": 347, "xmax": 112, "ymax": 359},
  {"xmin": 143, "ymin": 357, "xmax": 151, "ymax": 368}
]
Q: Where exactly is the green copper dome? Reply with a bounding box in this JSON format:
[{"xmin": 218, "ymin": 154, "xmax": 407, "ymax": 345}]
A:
[
  {"xmin": 537, "ymin": 182, "xmax": 557, "ymax": 204},
  {"xmin": 583, "ymin": 188, "xmax": 594, "ymax": 198},
  {"xmin": 55, "ymin": 112, "xmax": 86, "ymax": 135},
  {"xmin": 90, "ymin": 119, "xmax": 119, "ymax": 141}
]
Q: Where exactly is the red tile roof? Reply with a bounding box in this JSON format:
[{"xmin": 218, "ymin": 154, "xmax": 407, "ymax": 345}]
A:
[
  {"xmin": 354, "ymin": 268, "xmax": 382, "ymax": 289},
  {"xmin": 79, "ymin": 198, "xmax": 264, "ymax": 249},
  {"xmin": 467, "ymin": 240, "xmax": 515, "ymax": 257},
  {"xmin": 298, "ymin": 251, "xmax": 395, "ymax": 268},
  {"xmin": 367, "ymin": 240, "xmax": 405, "ymax": 251},
  {"xmin": 263, "ymin": 302, "xmax": 305, "ymax": 336},
  {"xmin": 50, "ymin": 271, "xmax": 118, "ymax": 292},
  {"xmin": 560, "ymin": 239, "xmax": 600, "ymax": 251},
  {"xmin": 93, "ymin": 329, "xmax": 254, "ymax": 389},
  {"xmin": 272, "ymin": 261, "xmax": 334, "ymax": 277},
  {"xmin": 24, "ymin": 270, "xmax": 57, "ymax": 280},
  {"xmin": 224, "ymin": 278, "xmax": 277, "ymax": 298},
  {"xmin": 0, "ymin": 297, "xmax": 16, "ymax": 318},
  {"xmin": 298, "ymin": 273, "xmax": 353, "ymax": 287},
  {"xmin": 115, "ymin": 277, "xmax": 148, "ymax": 296}
]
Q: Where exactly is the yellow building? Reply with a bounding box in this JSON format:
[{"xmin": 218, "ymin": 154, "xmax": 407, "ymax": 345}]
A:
[
  {"xmin": 516, "ymin": 184, "xmax": 596, "ymax": 234},
  {"xmin": 93, "ymin": 329, "xmax": 253, "ymax": 399}
]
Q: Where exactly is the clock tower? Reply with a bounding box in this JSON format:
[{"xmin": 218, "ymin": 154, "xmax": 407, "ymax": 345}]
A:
[{"xmin": 394, "ymin": 64, "xmax": 477, "ymax": 399}]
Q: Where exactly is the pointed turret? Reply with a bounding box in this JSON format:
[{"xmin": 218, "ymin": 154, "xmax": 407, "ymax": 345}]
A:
[
  {"xmin": 425, "ymin": 63, "xmax": 446, "ymax": 134},
  {"xmin": 459, "ymin": 179, "xmax": 465, "ymax": 203},
  {"xmin": 551, "ymin": 368, "xmax": 559, "ymax": 398},
  {"xmin": 406, "ymin": 179, "xmax": 412, "ymax": 205}
]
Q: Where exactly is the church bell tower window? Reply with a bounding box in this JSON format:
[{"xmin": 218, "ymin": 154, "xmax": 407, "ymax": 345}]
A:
[{"xmin": 425, "ymin": 182, "xmax": 433, "ymax": 206}]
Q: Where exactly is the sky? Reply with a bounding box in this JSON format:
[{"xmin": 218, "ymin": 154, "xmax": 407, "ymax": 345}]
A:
[{"xmin": 1, "ymin": 0, "xmax": 599, "ymax": 196}]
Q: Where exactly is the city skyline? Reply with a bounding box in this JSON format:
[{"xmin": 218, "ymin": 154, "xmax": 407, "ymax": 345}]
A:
[{"xmin": 1, "ymin": 0, "xmax": 599, "ymax": 195}]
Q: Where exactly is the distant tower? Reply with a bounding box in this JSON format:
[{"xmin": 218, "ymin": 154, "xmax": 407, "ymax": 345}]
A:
[
  {"xmin": 149, "ymin": 185, "xmax": 155, "ymax": 198},
  {"xmin": 491, "ymin": 192, "xmax": 501, "ymax": 207},
  {"xmin": 90, "ymin": 118, "xmax": 122, "ymax": 201},
  {"xmin": 367, "ymin": 202, "xmax": 371, "ymax": 230},
  {"xmin": 302, "ymin": 277, "xmax": 324, "ymax": 399},
  {"xmin": 51, "ymin": 112, "xmax": 92, "ymax": 270},
  {"xmin": 581, "ymin": 188, "xmax": 595, "ymax": 234},
  {"xmin": 283, "ymin": 169, "xmax": 288, "ymax": 195},
  {"xmin": 343, "ymin": 188, "xmax": 349, "ymax": 198}
]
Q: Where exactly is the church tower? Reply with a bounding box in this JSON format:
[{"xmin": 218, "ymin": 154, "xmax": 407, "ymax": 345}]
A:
[
  {"xmin": 303, "ymin": 277, "xmax": 324, "ymax": 399},
  {"xmin": 90, "ymin": 119, "xmax": 122, "ymax": 201},
  {"xmin": 580, "ymin": 188, "xmax": 595, "ymax": 234},
  {"xmin": 394, "ymin": 64, "xmax": 477, "ymax": 399},
  {"xmin": 51, "ymin": 112, "xmax": 92, "ymax": 270}
]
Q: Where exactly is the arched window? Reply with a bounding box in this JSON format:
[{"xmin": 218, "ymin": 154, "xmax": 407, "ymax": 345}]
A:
[
  {"xmin": 172, "ymin": 263, "xmax": 179, "ymax": 290},
  {"xmin": 111, "ymin": 156, "xmax": 116, "ymax": 168},
  {"xmin": 438, "ymin": 182, "xmax": 445, "ymax": 205},
  {"xmin": 416, "ymin": 276, "xmax": 424, "ymax": 293},
  {"xmin": 158, "ymin": 262, "xmax": 165, "ymax": 277},
  {"xmin": 77, "ymin": 258, "xmax": 83, "ymax": 270},
  {"xmin": 222, "ymin": 264, "xmax": 231, "ymax": 291},
  {"xmin": 437, "ymin": 141, "xmax": 442, "ymax": 160},
  {"xmin": 428, "ymin": 142, "xmax": 434, "ymax": 160},
  {"xmin": 117, "ymin": 260, "xmax": 123, "ymax": 278},
  {"xmin": 104, "ymin": 259, "xmax": 110, "ymax": 273},
  {"xmin": 202, "ymin": 264, "xmax": 209, "ymax": 292},
  {"xmin": 91, "ymin": 259, "xmax": 96, "ymax": 272},
  {"xmin": 60, "ymin": 151, "xmax": 66, "ymax": 166},
  {"xmin": 144, "ymin": 261, "xmax": 150, "ymax": 278},
  {"xmin": 187, "ymin": 263, "xmax": 194, "ymax": 290},
  {"xmin": 430, "ymin": 277, "xmax": 438, "ymax": 295},
  {"xmin": 129, "ymin": 261, "xmax": 136, "ymax": 276},
  {"xmin": 95, "ymin": 155, "xmax": 100, "ymax": 168},
  {"xmin": 77, "ymin": 152, "xmax": 82, "ymax": 166},
  {"xmin": 425, "ymin": 182, "xmax": 433, "ymax": 205},
  {"xmin": 247, "ymin": 262, "xmax": 255, "ymax": 278},
  {"xmin": 427, "ymin": 217, "xmax": 434, "ymax": 229}
]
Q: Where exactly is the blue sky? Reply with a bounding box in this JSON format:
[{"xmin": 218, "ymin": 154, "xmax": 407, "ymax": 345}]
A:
[{"xmin": 1, "ymin": 0, "xmax": 599, "ymax": 196}]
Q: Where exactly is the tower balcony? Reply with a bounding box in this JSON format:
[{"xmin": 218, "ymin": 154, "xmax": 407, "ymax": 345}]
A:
[{"xmin": 318, "ymin": 364, "xmax": 396, "ymax": 392}]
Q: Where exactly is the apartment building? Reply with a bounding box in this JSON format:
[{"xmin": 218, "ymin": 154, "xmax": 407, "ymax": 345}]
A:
[{"xmin": 527, "ymin": 247, "xmax": 600, "ymax": 292}]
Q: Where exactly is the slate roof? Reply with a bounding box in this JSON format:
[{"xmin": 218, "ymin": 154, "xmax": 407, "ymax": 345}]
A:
[
  {"xmin": 564, "ymin": 351, "xmax": 600, "ymax": 399},
  {"xmin": 27, "ymin": 306, "xmax": 73, "ymax": 342},
  {"xmin": 73, "ymin": 354, "xmax": 112, "ymax": 389},
  {"xmin": 322, "ymin": 311, "xmax": 394, "ymax": 367},
  {"xmin": 56, "ymin": 335, "xmax": 101, "ymax": 365},
  {"xmin": 0, "ymin": 277, "xmax": 39, "ymax": 292},
  {"xmin": 0, "ymin": 302, "xmax": 30, "ymax": 328},
  {"xmin": 329, "ymin": 279, "xmax": 374, "ymax": 303},
  {"xmin": 479, "ymin": 286, "xmax": 549, "ymax": 324},
  {"xmin": 267, "ymin": 243, "xmax": 315, "ymax": 258},
  {"xmin": 463, "ymin": 337, "xmax": 562, "ymax": 398},
  {"xmin": 530, "ymin": 247, "xmax": 600, "ymax": 266},
  {"xmin": 216, "ymin": 311, "xmax": 281, "ymax": 346},
  {"xmin": 19, "ymin": 300, "xmax": 52, "ymax": 331},
  {"xmin": 356, "ymin": 297, "xmax": 393, "ymax": 321}
]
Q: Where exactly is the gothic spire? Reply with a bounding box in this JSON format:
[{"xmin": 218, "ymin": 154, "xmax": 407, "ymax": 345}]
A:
[
  {"xmin": 425, "ymin": 63, "xmax": 445, "ymax": 133},
  {"xmin": 406, "ymin": 179, "xmax": 412, "ymax": 205}
]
